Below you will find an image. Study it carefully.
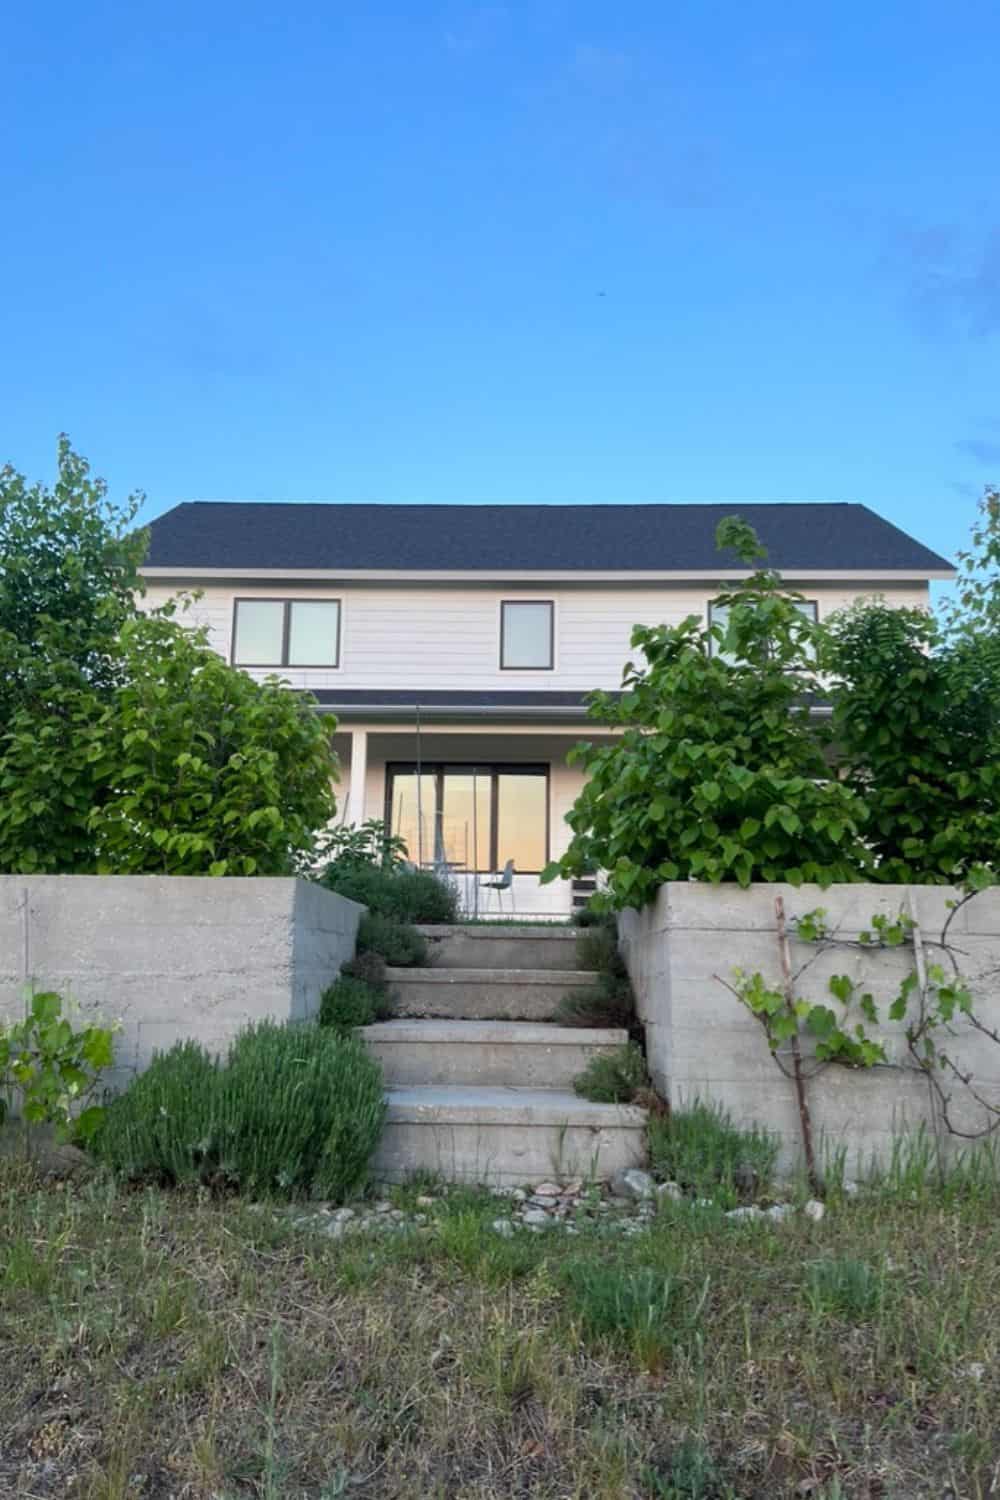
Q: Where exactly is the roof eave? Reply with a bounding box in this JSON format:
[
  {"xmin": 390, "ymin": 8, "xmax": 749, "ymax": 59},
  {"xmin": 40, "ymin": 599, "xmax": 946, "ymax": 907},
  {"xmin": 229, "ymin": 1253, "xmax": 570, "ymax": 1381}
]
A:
[{"xmin": 139, "ymin": 565, "xmax": 955, "ymax": 583}]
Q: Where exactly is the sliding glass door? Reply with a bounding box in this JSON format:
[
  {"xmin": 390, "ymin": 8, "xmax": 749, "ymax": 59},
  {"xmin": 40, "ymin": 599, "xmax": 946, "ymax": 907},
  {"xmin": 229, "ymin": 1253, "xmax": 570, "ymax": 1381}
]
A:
[{"xmin": 386, "ymin": 764, "xmax": 549, "ymax": 873}]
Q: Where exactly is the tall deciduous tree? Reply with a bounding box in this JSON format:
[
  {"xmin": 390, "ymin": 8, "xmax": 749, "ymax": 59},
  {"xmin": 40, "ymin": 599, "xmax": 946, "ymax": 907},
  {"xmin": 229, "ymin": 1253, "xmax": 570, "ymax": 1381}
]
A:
[
  {"xmin": 0, "ymin": 440, "xmax": 337, "ymax": 874},
  {"xmin": 0, "ymin": 435, "xmax": 148, "ymax": 720},
  {"xmin": 544, "ymin": 518, "xmax": 871, "ymax": 907},
  {"xmin": 825, "ymin": 487, "xmax": 1000, "ymax": 884}
]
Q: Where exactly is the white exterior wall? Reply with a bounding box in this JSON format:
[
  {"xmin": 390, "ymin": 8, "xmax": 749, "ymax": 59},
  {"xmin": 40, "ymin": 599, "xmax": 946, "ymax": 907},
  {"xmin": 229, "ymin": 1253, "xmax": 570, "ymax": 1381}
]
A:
[
  {"xmin": 139, "ymin": 576, "xmax": 933, "ymax": 921},
  {"xmin": 141, "ymin": 581, "xmax": 930, "ymax": 694}
]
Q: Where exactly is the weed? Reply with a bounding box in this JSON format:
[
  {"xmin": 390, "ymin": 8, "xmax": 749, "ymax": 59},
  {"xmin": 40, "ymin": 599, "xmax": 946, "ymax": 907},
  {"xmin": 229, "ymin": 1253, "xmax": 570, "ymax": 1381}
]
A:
[
  {"xmin": 573, "ymin": 1042, "xmax": 649, "ymax": 1103},
  {"xmin": 261, "ymin": 1328, "xmax": 285, "ymax": 1500},
  {"xmin": 1, "ymin": 1232, "xmax": 60, "ymax": 1294},
  {"xmin": 435, "ymin": 1204, "xmax": 545, "ymax": 1284},
  {"xmin": 868, "ymin": 1128, "xmax": 1000, "ymax": 1205},
  {"xmin": 649, "ymin": 1102, "xmax": 778, "ymax": 1206},
  {"xmin": 575, "ymin": 922, "xmax": 627, "ymax": 977},
  {"xmin": 341, "ymin": 948, "xmax": 388, "ymax": 989},
  {"xmin": 357, "ymin": 911, "xmax": 428, "ymax": 967},
  {"xmin": 643, "ymin": 1438, "xmax": 728, "ymax": 1498},
  {"xmin": 557, "ymin": 978, "xmax": 636, "ymax": 1030},
  {"xmin": 561, "ymin": 1258, "xmax": 708, "ymax": 1369},
  {"xmin": 473, "ymin": 1323, "xmax": 546, "ymax": 1410},
  {"xmin": 558, "ymin": 916, "xmax": 639, "ymax": 1033},
  {"xmin": 804, "ymin": 1256, "xmax": 886, "ymax": 1321},
  {"xmin": 319, "ymin": 973, "xmax": 391, "ymax": 1030}
]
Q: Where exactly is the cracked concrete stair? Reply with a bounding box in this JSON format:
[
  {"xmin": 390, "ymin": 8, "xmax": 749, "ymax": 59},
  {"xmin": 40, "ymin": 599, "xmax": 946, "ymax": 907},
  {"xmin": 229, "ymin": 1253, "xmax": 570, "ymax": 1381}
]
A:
[{"xmin": 362, "ymin": 925, "xmax": 648, "ymax": 1186}]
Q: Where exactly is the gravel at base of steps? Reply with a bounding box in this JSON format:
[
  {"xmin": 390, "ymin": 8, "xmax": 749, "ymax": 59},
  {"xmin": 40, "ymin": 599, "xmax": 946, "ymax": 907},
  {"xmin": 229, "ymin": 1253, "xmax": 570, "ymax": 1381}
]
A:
[{"xmin": 271, "ymin": 1173, "xmax": 840, "ymax": 1240}]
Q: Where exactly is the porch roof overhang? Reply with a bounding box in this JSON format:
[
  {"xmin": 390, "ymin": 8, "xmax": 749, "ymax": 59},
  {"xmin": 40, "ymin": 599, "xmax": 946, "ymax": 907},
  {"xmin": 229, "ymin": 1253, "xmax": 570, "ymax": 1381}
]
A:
[
  {"xmin": 306, "ymin": 689, "xmax": 604, "ymax": 723},
  {"xmin": 304, "ymin": 688, "xmax": 834, "ymax": 725}
]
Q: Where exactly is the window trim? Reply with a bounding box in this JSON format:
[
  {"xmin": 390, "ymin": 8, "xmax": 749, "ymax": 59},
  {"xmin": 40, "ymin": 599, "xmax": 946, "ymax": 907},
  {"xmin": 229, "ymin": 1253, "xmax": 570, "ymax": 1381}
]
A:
[
  {"xmin": 499, "ymin": 599, "xmax": 555, "ymax": 672},
  {"xmin": 384, "ymin": 761, "xmax": 550, "ymax": 874},
  {"xmin": 231, "ymin": 597, "xmax": 342, "ymax": 669},
  {"xmin": 707, "ymin": 597, "xmax": 818, "ymax": 657}
]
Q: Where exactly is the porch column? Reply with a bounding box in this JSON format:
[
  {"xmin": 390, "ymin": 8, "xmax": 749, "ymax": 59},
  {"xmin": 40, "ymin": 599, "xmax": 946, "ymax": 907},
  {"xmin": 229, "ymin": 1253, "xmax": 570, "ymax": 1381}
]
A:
[{"xmin": 344, "ymin": 729, "xmax": 368, "ymax": 827}]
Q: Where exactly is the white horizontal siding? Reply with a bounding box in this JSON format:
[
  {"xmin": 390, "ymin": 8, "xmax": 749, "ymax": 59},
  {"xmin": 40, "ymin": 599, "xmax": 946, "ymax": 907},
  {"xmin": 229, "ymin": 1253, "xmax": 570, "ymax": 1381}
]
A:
[{"xmin": 141, "ymin": 582, "xmax": 930, "ymax": 694}]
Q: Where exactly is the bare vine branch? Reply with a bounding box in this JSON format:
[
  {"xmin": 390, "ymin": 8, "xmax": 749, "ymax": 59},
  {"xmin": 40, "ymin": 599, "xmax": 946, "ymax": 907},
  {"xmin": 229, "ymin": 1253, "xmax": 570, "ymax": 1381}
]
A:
[{"xmin": 719, "ymin": 885, "xmax": 1000, "ymax": 1172}]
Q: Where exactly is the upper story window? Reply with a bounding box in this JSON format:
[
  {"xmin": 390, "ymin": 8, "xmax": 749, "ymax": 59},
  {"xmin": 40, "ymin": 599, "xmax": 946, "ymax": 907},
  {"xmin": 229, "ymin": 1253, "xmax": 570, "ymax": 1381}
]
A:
[
  {"xmin": 708, "ymin": 598, "xmax": 818, "ymax": 660},
  {"xmin": 232, "ymin": 598, "xmax": 341, "ymax": 667},
  {"xmin": 500, "ymin": 600, "xmax": 554, "ymax": 670}
]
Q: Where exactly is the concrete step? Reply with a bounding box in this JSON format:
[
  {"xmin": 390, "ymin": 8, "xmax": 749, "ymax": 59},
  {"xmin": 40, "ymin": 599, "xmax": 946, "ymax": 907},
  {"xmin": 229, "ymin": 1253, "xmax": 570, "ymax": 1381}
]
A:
[
  {"xmin": 417, "ymin": 924, "xmax": 583, "ymax": 973},
  {"xmin": 372, "ymin": 1086, "xmax": 648, "ymax": 1186},
  {"xmin": 361, "ymin": 1019, "xmax": 629, "ymax": 1089},
  {"xmin": 386, "ymin": 967, "xmax": 601, "ymax": 1021}
]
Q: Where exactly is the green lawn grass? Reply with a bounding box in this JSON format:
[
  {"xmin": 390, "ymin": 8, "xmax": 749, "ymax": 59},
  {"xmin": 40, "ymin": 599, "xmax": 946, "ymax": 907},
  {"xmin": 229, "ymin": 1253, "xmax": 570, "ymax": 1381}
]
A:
[{"xmin": 1, "ymin": 1158, "xmax": 999, "ymax": 1499}]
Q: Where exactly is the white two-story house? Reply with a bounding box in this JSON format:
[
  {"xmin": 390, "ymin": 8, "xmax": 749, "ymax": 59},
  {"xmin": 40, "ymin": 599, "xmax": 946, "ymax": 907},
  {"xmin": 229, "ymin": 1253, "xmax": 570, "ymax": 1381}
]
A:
[{"xmin": 142, "ymin": 501, "xmax": 952, "ymax": 916}]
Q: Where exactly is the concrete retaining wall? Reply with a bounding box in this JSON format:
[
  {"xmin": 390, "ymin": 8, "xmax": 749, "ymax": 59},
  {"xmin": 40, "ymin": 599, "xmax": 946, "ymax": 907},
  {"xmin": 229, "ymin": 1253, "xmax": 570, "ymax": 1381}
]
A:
[
  {"xmin": 619, "ymin": 882, "xmax": 1000, "ymax": 1174},
  {"xmin": 0, "ymin": 876, "xmax": 364, "ymax": 1092}
]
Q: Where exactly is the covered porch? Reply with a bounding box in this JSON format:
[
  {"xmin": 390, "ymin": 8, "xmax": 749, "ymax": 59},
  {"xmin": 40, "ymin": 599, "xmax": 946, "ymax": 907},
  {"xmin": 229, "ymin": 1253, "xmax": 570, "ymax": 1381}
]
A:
[{"xmin": 330, "ymin": 723, "xmax": 611, "ymax": 919}]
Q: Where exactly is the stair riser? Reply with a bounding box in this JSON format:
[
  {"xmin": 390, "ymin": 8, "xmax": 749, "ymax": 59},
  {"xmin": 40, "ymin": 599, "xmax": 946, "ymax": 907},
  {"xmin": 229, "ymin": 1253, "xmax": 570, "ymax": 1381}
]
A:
[
  {"xmin": 367, "ymin": 1038, "xmax": 624, "ymax": 1089},
  {"xmin": 418, "ymin": 926, "xmax": 583, "ymax": 972},
  {"xmin": 373, "ymin": 1119, "xmax": 647, "ymax": 1186},
  {"xmin": 389, "ymin": 976, "xmax": 601, "ymax": 1022}
]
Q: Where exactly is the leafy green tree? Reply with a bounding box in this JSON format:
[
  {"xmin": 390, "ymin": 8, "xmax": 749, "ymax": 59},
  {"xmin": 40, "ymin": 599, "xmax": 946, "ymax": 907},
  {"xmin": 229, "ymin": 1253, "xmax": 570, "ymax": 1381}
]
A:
[
  {"xmin": 0, "ymin": 435, "xmax": 147, "ymax": 719},
  {"xmin": 824, "ymin": 488, "xmax": 1000, "ymax": 883},
  {"xmin": 544, "ymin": 518, "xmax": 871, "ymax": 907},
  {"xmin": 0, "ymin": 678, "xmax": 105, "ymax": 873},
  {"xmin": 87, "ymin": 609, "xmax": 338, "ymax": 875},
  {"xmin": 0, "ymin": 441, "xmax": 337, "ymax": 874}
]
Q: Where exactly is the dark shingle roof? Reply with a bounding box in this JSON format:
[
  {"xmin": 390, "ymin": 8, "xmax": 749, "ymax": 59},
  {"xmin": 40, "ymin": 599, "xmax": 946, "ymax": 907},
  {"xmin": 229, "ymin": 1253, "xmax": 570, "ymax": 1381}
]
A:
[{"xmin": 144, "ymin": 501, "xmax": 952, "ymax": 574}]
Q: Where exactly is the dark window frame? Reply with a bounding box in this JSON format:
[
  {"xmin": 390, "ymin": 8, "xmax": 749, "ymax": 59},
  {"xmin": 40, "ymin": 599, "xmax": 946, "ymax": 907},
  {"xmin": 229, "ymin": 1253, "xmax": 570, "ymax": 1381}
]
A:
[
  {"xmin": 499, "ymin": 600, "xmax": 555, "ymax": 671},
  {"xmin": 231, "ymin": 597, "xmax": 342, "ymax": 669},
  {"xmin": 707, "ymin": 597, "xmax": 818, "ymax": 658},
  {"xmin": 384, "ymin": 761, "xmax": 550, "ymax": 874}
]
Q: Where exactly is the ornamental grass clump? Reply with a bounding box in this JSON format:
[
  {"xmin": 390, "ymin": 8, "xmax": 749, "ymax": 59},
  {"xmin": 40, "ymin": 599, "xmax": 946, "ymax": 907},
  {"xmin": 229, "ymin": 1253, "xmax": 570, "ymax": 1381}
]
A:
[
  {"xmin": 217, "ymin": 1022, "xmax": 385, "ymax": 1201},
  {"xmin": 93, "ymin": 1023, "xmax": 384, "ymax": 1203},
  {"xmin": 92, "ymin": 1040, "xmax": 219, "ymax": 1186}
]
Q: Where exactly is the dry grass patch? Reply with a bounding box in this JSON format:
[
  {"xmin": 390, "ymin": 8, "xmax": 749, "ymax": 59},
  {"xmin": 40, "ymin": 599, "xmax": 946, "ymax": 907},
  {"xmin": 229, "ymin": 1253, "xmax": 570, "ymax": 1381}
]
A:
[{"xmin": 1, "ymin": 1158, "xmax": 999, "ymax": 1498}]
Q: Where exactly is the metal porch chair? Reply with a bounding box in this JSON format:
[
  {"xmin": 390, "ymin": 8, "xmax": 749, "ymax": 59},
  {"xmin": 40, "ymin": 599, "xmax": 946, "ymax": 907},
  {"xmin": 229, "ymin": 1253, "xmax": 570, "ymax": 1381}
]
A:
[{"xmin": 479, "ymin": 858, "xmax": 515, "ymax": 915}]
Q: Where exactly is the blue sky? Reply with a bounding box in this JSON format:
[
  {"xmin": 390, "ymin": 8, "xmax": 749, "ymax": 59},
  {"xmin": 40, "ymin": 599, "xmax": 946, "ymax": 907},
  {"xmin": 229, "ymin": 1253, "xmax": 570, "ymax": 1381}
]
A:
[{"xmin": 2, "ymin": 1, "xmax": 998, "ymax": 561}]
